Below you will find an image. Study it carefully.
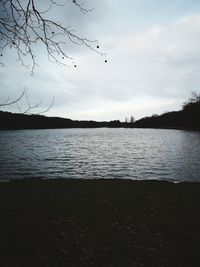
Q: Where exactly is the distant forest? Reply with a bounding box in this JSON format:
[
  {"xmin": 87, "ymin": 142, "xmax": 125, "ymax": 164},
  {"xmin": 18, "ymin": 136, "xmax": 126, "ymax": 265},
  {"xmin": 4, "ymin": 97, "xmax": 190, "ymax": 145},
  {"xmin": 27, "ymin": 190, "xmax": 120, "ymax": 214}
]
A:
[
  {"xmin": 0, "ymin": 93, "xmax": 199, "ymax": 130},
  {"xmin": 134, "ymin": 92, "xmax": 200, "ymax": 130}
]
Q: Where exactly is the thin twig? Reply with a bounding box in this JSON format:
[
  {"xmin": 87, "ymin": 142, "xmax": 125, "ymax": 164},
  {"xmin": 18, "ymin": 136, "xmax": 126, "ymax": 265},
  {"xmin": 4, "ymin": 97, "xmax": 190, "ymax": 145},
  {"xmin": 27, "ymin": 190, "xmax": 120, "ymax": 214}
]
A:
[{"xmin": 0, "ymin": 0, "xmax": 103, "ymax": 74}]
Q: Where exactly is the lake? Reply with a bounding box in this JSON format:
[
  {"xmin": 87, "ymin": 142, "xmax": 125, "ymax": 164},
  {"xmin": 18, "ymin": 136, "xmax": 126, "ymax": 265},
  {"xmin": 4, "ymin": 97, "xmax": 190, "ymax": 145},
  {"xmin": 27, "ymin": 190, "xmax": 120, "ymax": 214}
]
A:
[{"xmin": 0, "ymin": 128, "xmax": 200, "ymax": 182}]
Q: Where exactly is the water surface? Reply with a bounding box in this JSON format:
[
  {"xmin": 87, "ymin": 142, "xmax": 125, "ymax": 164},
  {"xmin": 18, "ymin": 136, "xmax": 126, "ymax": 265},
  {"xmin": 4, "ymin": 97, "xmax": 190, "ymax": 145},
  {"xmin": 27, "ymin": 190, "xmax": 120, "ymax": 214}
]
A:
[{"xmin": 0, "ymin": 128, "xmax": 199, "ymax": 182}]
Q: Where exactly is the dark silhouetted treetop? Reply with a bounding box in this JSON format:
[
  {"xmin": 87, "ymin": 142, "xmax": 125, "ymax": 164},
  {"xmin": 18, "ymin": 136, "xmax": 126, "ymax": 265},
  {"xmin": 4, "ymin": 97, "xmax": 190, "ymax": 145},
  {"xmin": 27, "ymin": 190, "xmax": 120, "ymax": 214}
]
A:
[
  {"xmin": 183, "ymin": 91, "xmax": 200, "ymax": 112},
  {"xmin": 0, "ymin": 0, "xmax": 105, "ymax": 73},
  {"xmin": 134, "ymin": 91, "xmax": 200, "ymax": 130}
]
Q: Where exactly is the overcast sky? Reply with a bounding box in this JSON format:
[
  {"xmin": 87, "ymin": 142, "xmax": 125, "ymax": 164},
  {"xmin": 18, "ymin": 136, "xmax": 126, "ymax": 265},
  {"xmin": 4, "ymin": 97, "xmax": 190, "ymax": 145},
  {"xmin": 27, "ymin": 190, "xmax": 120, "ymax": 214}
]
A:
[{"xmin": 1, "ymin": 0, "xmax": 200, "ymax": 121}]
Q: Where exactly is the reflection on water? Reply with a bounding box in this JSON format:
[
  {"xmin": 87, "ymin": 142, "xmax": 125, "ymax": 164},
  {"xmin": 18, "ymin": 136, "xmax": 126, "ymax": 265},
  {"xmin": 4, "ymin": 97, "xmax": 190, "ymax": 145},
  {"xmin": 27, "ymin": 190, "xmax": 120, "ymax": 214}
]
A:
[{"xmin": 0, "ymin": 128, "xmax": 200, "ymax": 182}]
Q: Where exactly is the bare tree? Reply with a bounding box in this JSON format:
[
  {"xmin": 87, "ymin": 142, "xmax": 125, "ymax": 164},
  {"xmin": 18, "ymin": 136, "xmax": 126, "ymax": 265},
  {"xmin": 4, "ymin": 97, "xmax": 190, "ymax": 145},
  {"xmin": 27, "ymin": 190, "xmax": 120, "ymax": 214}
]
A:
[
  {"xmin": 125, "ymin": 117, "xmax": 128, "ymax": 123},
  {"xmin": 0, "ymin": 0, "xmax": 105, "ymax": 74},
  {"xmin": 0, "ymin": 1, "xmax": 107, "ymax": 114}
]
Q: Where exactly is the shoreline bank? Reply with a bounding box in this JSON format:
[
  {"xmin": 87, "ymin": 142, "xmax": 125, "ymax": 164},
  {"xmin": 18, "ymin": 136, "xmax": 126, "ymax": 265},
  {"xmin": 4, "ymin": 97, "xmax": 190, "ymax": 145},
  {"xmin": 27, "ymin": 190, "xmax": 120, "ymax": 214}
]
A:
[{"xmin": 0, "ymin": 179, "xmax": 200, "ymax": 266}]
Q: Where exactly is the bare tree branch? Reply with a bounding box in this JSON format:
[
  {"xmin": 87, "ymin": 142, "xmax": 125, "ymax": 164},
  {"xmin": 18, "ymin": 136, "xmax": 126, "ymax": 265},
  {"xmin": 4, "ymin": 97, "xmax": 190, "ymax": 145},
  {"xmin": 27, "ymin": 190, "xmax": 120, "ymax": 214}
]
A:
[
  {"xmin": 72, "ymin": 0, "xmax": 94, "ymax": 15},
  {"xmin": 0, "ymin": 89, "xmax": 25, "ymax": 106},
  {"xmin": 0, "ymin": 0, "xmax": 105, "ymax": 74},
  {"xmin": 0, "ymin": 87, "xmax": 55, "ymax": 115}
]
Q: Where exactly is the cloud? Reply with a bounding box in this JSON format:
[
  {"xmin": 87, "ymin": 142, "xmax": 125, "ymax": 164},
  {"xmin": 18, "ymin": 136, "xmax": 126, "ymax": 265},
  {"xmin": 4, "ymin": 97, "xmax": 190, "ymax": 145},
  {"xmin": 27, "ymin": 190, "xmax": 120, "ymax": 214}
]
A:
[
  {"xmin": 112, "ymin": 15, "xmax": 200, "ymax": 98},
  {"xmin": 49, "ymin": 13, "xmax": 200, "ymax": 120},
  {"xmin": 1, "ymin": 7, "xmax": 200, "ymax": 121}
]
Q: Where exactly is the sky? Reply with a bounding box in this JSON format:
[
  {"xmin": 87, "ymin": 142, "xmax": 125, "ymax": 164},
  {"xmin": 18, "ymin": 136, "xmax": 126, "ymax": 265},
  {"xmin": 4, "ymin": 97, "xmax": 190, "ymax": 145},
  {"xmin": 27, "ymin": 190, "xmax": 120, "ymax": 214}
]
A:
[{"xmin": 1, "ymin": 0, "xmax": 200, "ymax": 121}]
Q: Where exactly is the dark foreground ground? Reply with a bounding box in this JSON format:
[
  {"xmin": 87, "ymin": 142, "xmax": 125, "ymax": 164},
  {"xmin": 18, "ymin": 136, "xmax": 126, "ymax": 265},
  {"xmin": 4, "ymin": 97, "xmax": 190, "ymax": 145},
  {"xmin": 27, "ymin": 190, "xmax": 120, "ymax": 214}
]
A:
[{"xmin": 0, "ymin": 179, "xmax": 200, "ymax": 267}]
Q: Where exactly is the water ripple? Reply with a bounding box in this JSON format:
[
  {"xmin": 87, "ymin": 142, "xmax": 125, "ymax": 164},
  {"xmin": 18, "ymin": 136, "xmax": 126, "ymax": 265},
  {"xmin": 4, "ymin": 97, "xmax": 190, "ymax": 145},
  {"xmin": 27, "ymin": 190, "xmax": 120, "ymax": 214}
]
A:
[{"xmin": 0, "ymin": 128, "xmax": 200, "ymax": 182}]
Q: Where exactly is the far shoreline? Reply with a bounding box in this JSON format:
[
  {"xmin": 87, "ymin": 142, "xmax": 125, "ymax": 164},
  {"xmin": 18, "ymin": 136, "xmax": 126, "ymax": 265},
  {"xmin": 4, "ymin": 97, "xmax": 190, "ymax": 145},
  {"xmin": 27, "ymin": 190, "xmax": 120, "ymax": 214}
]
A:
[
  {"xmin": 1, "ymin": 108, "xmax": 200, "ymax": 131},
  {"xmin": 0, "ymin": 126, "xmax": 200, "ymax": 131}
]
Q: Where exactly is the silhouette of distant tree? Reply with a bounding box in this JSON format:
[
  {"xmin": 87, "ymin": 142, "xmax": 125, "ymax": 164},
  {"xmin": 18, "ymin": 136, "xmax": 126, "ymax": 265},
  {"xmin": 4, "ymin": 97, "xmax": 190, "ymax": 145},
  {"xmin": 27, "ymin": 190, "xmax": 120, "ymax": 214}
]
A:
[
  {"xmin": 0, "ymin": 0, "xmax": 105, "ymax": 74},
  {"xmin": 130, "ymin": 116, "xmax": 134, "ymax": 123},
  {"xmin": 183, "ymin": 91, "xmax": 200, "ymax": 111}
]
